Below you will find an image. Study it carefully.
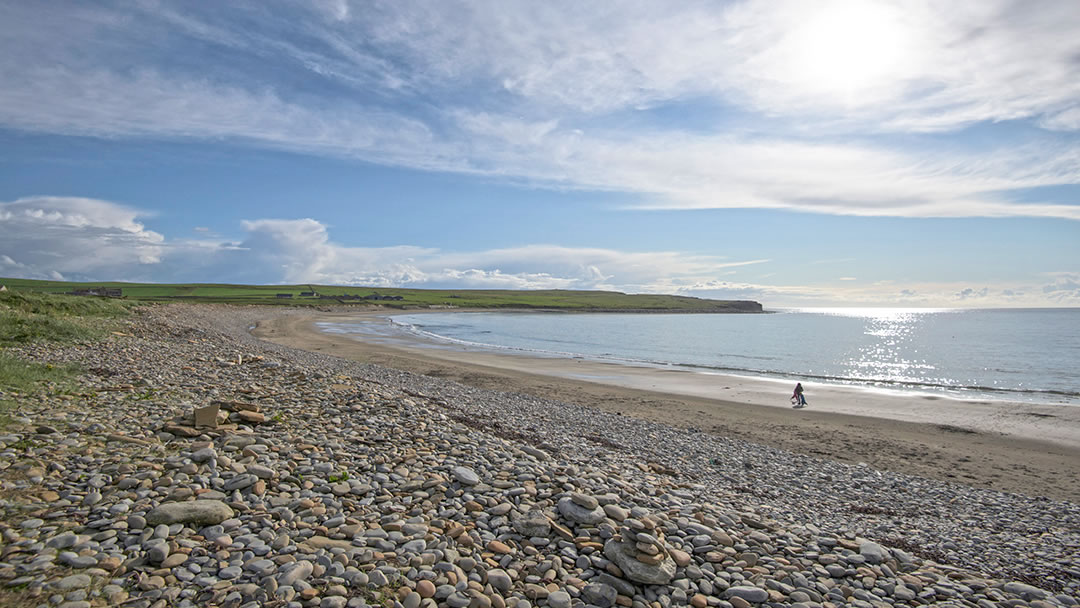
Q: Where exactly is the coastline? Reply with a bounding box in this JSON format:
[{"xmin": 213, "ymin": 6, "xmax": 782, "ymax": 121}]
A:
[
  {"xmin": 5, "ymin": 302, "xmax": 1077, "ymax": 604},
  {"xmin": 253, "ymin": 309, "xmax": 1080, "ymax": 502}
]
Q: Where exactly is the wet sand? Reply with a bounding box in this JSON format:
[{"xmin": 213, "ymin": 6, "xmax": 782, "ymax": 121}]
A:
[{"xmin": 253, "ymin": 310, "xmax": 1080, "ymax": 502}]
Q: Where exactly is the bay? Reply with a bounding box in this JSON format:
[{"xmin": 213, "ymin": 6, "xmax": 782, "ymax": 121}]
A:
[{"xmin": 321, "ymin": 307, "xmax": 1080, "ymax": 405}]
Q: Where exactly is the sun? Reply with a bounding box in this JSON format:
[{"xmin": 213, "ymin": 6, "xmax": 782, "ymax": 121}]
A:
[{"xmin": 784, "ymin": 1, "xmax": 910, "ymax": 103}]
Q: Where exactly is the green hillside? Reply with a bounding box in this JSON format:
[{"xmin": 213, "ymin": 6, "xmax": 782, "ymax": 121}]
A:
[{"xmin": 0, "ymin": 278, "xmax": 763, "ymax": 312}]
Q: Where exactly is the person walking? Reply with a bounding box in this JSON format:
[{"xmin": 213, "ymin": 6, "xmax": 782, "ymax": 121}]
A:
[{"xmin": 792, "ymin": 382, "xmax": 807, "ymax": 408}]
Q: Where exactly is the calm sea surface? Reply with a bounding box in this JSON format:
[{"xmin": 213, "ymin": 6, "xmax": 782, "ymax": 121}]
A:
[{"xmin": 322, "ymin": 308, "xmax": 1080, "ymax": 405}]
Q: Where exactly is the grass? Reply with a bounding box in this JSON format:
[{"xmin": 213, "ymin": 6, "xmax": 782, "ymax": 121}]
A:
[
  {"xmin": 0, "ymin": 291, "xmax": 132, "ymax": 426},
  {"xmin": 0, "ymin": 353, "xmax": 81, "ymax": 393},
  {"xmin": 0, "ymin": 586, "xmax": 42, "ymax": 608},
  {"xmin": 0, "ymin": 290, "xmax": 132, "ymax": 346},
  {"xmin": 0, "ymin": 277, "xmax": 763, "ymax": 312}
]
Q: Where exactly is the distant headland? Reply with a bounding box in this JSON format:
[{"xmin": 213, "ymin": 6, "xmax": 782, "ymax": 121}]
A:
[{"xmin": 0, "ymin": 278, "xmax": 763, "ymax": 313}]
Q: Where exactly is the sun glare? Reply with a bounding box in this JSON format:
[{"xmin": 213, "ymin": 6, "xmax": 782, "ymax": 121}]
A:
[{"xmin": 785, "ymin": 1, "xmax": 909, "ymax": 103}]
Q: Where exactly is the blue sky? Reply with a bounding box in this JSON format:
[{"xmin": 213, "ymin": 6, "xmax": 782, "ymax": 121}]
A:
[{"xmin": 1, "ymin": 1, "xmax": 1078, "ymax": 307}]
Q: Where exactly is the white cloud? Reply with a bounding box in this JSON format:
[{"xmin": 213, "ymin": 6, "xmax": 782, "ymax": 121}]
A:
[
  {"xmin": 450, "ymin": 113, "xmax": 1080, "ymax": 219},
  {"xmin": 0, "ymin": 197, "xmax": 165, "ymax": 279},
  {"xmin": 0, "ymin": 1, "xmax": 1077, "ymax": 223},
  {"xmin": 1041, "ymin": 273, "xmax": 1080, "ymax": 302},
  {"xmin": 1041, "ymin": 108, "xmax": 1080, "ymax": 133},
  {"xmin": 341, "ymin": 1, "xmax": 1080, "ymax": 130}
]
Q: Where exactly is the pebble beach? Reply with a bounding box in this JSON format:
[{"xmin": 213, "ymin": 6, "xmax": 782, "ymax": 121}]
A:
[{"xmin": 0, "ymin": 303, "xmax": 1077, "ymax": 608}]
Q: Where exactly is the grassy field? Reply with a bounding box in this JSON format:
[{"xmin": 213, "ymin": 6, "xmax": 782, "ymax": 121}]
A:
[{"xmin": 0, "ymin": 277, "xmax": 763, "ymax": 312}]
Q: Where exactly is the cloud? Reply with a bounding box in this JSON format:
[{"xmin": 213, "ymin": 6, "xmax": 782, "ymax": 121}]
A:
[
  {"xmin": 1, "ymin": 196, "xmax": 1074, "ymax": 307},
  {"xmin": 450, "ymin": 113, "xmax": 1080, "ymax": 219},
  {"xmin": 1, "ymin": 2, "xmax": 1078, "ymax": 222},
  {"xmin": 0, "ymin": 196, "xmax": 165, "ymax": 280},
  {"xmin": 0, "ymin": 197, "xmax": 766, "ymax": 291},
  {"xmin": 1041, "ymin": 273, "xmax": 1080, "ymax": 302}
]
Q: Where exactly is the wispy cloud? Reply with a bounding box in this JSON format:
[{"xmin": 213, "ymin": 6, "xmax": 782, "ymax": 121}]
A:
[{"xmin": 0, "ymin": 1, "xmax": 1077, "ymax": 222}]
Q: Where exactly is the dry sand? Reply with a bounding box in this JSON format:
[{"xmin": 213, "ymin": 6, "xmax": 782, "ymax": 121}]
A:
[{"xmin": 253, "ymin": 310, "xmax": 1080, "ymax": 502}]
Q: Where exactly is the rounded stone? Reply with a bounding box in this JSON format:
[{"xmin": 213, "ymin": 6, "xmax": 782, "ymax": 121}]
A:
[{"xmin": 416, "ymin": 580, "xmax": 437, "ymax": 598}]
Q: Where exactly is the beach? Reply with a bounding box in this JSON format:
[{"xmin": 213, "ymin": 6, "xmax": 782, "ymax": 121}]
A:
[
  {"xmin": 1, "ymin": 302, "xmax": 1077, "ymax": 606},
  {"xmin": 255, "ymin": 309, "xmax": 1080, "ymax": 503}
]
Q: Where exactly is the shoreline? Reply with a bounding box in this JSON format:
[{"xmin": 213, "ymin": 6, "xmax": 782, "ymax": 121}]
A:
[{"xmin": 254, "ymin": 309, "xmax": 1080, "ymax": 502}]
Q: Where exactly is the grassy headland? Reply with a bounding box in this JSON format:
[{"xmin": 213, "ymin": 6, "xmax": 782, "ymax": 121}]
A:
[{"xmin": 0, "ymin": 277, "xmax": 763, "ymax": 312}]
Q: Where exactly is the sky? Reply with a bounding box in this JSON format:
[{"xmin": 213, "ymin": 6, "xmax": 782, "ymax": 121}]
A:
[{"xmin": 1, "ymin": 0, "xmax": 1078, "ymax": 308}]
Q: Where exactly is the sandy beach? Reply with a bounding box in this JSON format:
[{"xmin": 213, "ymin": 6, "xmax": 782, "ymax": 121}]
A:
[{"xmin": 254, "ymin": 309, "xmax": 1080, "ymax": 503}]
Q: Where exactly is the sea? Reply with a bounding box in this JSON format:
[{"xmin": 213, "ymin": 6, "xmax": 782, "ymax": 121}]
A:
[{"xmin": 318, "ymin": 308, "xmax": 1080, "ymax": 406}]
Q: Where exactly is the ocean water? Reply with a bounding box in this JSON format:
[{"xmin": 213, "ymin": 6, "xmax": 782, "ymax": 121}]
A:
[{"xmin": 358, "ymin": 308, "xmax": 1080, "ymax": 405}]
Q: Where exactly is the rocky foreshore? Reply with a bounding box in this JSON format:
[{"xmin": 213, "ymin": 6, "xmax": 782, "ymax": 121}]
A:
[{"xmin": 0, "ymin": 304, "xmax": 1076, "ymax": 608}]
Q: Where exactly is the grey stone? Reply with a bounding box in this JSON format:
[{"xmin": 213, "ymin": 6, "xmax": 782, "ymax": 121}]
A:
[{"xmin": 145, "ymin": 500, "xmax": 234, "ymax": 526}]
